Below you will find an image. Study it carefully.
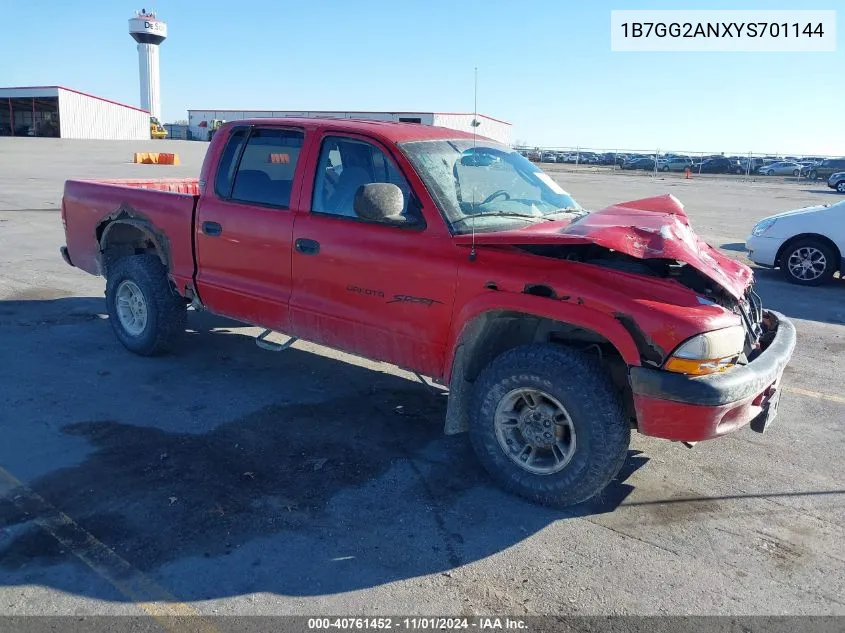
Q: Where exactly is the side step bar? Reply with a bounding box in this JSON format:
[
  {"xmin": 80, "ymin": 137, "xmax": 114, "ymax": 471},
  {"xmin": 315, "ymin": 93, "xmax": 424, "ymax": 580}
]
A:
[{"xmin": 256, "ymin": 330, "xmax": 299, "ymax": 352}]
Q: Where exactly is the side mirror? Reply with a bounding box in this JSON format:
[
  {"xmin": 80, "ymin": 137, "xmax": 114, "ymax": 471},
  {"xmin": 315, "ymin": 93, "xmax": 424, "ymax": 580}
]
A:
[{"xmin": 354, "ymin": 183, "xmax": 408, "ymax": 224}]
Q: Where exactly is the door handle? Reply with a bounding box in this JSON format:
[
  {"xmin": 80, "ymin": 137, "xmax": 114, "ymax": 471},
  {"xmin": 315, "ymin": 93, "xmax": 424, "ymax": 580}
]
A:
[
  {"xmin": 295, "ymin": 238, "xmax": 320, "ymax": 255},
  {"xmin": 202, "ymin": 221, "xmax": 222, "ymax": 237}
]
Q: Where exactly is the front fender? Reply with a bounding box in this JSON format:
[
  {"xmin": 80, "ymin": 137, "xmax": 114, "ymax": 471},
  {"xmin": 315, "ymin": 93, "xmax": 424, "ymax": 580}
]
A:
[{"xmin": 443, "ymin": 291, "xmax": 641, "ymax": 384}]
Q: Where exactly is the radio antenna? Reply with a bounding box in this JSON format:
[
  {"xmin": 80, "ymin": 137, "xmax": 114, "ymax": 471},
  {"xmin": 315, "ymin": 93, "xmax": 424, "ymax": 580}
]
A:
[
  {"xmin": 469, "ymin": 66, "xmax": 479, "ymax": 262},
  {"xmin": 473, "ymin": 66, "xmax": 478, "ymax": 150}
]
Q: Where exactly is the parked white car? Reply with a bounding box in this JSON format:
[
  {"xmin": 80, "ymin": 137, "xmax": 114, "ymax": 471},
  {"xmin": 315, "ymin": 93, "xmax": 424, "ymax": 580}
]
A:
[{"xmin": 746, "ymin": 201, "xmax": 844, "ymax": 285}]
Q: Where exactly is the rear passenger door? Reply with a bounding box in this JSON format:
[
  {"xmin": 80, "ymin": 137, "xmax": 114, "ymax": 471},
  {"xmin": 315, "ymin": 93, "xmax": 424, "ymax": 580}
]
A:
[{"xmin": 195, "ymin": 125, "xmax": 306, "ymax": 330}]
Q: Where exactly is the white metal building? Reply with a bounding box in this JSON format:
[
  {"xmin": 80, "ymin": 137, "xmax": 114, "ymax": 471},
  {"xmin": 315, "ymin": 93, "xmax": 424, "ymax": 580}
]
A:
[
  {"xmin": 0, "ymin": 86, "xmax": 150, "ymax": 140},
  {"xmin": 187, "ymin": 110, "xmax": 511, "ymax": 145}
]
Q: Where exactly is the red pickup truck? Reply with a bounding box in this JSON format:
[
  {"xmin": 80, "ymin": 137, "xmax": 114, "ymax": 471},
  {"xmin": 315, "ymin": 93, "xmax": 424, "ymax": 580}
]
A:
[{"xmin": 60, "ymin": 118, "xmax": 796, "ymax": 506}]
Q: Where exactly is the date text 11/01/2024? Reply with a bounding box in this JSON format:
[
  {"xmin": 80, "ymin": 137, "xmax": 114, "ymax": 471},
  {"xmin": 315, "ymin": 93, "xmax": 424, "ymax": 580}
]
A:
[
  {"xmin": 620, "ymin": 22, "xmax": 825, "ymax": 38},
  {"xmin": 308, "ymin": 618, "xmax": 527, "ymax": 630}
]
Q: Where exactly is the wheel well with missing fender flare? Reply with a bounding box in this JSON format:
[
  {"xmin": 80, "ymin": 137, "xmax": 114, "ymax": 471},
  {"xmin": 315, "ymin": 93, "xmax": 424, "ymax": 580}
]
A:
[
  {"xmin": 775, "ymin": 233, "xmax": 842, "ymax": 272},
  {"xmin": 97, "ymin": 219, "xmax": 168, "ymax": 277},
  {"xmin": 444, "ymin": 311, "xmax": 635, "ymax": 435}
]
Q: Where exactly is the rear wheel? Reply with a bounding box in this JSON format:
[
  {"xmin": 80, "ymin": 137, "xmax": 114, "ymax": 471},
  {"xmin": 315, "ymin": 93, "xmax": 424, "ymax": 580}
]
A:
[
  {"xmin": 780, "ymin": 238, "xmax": 837, "ymax": 286},
  {"xmin": 105, "ymin": 254, "xmax": 187, "ymax": 355},
  {"xmin": 469, "ymin": 344, "xmax": 630, "ymax": 507},
  {"xmin": 809, "ymin": 170, "xmax": 818, "ymax": 180},
  {"xmin": 792, "ymin": 169, "xmax": 800, "ymax": 177},
  {"xmin": 662, "ymin": 166, "xmax": 669, "ymax": 172}
]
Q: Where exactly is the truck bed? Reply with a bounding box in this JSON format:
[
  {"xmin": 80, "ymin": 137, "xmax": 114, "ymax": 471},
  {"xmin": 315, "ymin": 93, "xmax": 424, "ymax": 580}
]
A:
[{"xmin": 62, "ymin": 178, "xmax": 200, "ymax": 293}]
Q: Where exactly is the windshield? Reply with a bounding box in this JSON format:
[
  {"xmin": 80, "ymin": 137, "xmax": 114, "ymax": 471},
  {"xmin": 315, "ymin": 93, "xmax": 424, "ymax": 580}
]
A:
[{"xmin": 398, "ymin": 139, "xmax": 583, "ymax": 234}]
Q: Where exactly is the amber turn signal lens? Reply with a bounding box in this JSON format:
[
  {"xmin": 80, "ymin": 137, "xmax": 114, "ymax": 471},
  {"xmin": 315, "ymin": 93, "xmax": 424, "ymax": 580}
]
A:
[{"xmin": 663, "ymin": 356, "xmax": 736, "ymax": 376}]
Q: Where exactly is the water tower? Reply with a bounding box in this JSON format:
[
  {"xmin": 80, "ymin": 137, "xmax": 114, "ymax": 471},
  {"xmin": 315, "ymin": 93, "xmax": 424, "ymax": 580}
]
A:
[{"xmin": 128, "ymin": 9, "xmax": 167, "ymax": 121}]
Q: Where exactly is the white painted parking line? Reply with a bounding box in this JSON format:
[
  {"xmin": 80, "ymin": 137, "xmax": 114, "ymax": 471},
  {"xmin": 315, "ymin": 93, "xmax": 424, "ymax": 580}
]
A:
[
  {"xmin": 786, "ymin": 386, "xmax": 845, "ymax": 405},
  {"xmin": 0, "ymin": 466, "xmax": 220, "ymax": 633}
]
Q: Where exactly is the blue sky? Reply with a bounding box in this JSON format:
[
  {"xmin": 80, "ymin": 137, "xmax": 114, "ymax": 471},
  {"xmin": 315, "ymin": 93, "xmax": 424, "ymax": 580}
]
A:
[{"xmin": 1, "ymin": 1, "xmax": 841, "ymax": 154}]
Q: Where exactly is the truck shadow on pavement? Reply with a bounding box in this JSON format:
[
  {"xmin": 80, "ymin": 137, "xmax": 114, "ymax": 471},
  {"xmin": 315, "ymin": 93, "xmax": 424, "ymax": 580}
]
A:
[
  {"xmin": 0, "ymin": 297, "xmax": 647, "ymax": 601},
  {"xmin": 798, "ymin": 189, "xmax": 843, "ymax": 196}
]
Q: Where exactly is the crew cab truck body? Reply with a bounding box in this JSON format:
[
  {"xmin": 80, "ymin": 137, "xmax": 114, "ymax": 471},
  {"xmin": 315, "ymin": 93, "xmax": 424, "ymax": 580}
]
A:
[{"xmin": 61, "ymin": 118, "xmax": 796, "ymax": 506}]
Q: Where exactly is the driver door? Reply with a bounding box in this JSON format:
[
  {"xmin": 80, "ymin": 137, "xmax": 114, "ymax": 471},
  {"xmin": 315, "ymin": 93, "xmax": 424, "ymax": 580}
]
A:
[{"xmin": 289, "ymin": 133, "xmax": 460, "ymax": 377}]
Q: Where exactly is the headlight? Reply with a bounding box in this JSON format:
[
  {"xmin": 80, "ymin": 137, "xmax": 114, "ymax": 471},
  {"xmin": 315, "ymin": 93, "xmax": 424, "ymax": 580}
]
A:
[
  {"xmin": 751, "ymin": 218, "xmax": 777, "ymax": 236},
  {"xmin": 663, "ymin": 325, "xmax": 745, "ymax": 376}
]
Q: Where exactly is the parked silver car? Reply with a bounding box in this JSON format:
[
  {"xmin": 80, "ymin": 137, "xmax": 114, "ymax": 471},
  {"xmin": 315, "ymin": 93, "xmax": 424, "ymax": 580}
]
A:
[
  {"xmin": 657, "ymin": 157, "xmax": 694, "ymax": 172},
  {"xmin": 758, "ymin": 161, "xmax": 802, "ymax": 176}
]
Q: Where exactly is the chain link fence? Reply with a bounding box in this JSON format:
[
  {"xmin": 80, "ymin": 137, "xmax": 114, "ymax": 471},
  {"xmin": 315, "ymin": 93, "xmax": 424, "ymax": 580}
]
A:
[{"xmin": 511, "ymin": 145, "xmax": 839, "ymax": 183}]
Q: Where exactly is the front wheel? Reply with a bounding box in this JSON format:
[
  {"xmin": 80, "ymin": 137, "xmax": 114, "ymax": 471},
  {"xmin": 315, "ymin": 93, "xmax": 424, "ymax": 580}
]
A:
[
  {"xmin": 105, "ymin": 254, "xmax": 187, "ymax": 355},
  {"xmin": 661, "ymin": 166, "xmax": 669, "ymax": 172},
  {"xmin": 469, "ymin": 345, "xmax": 630, "ymax": 507},
  {"xmin": 780, "ymin": 238, "xmax": 837, "ymax": 286},
  {"xmin": 792, "ymin": 169, "xmax": 800, "ymax": 177},
  {"xmin": 836, "ymin": 181, "xmax": 845, "ymax": 193},
  {"xmin": 808, "ymin": 170, "xmax": 818, "ymax": 180}
]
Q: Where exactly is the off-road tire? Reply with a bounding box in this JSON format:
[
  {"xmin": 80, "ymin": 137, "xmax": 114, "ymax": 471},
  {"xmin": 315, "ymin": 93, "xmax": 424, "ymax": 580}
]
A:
[
  {"xmin": 469, "ymin": 344, "xmax": 630, "ymax": 507},
  {"xmin": 105, "ymin": 254, "xmax": 186, "ymax": 356},
  {"xmin": 779, "ymin": 238, "xmax": 837, "ymax": 286}
]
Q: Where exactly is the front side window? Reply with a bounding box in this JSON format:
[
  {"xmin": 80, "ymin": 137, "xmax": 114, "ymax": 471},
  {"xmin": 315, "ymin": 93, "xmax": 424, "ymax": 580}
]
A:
[
  {"xmin": 399, "ymin": 139, "xmax": 582, "ymax": 234},
  {"xmin": 230, "ymin": 128, "xmax": 304, "ymax": 208},
  {"xmin": 312, "ymin": 136, "xmax": 419, "ymax": 222}
]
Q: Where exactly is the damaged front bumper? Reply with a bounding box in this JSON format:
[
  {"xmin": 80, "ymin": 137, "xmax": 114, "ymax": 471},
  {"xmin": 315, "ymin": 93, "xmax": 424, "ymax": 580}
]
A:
[{"xmin": 628, "ymin": 310, "xmax": 796, "ymax": 442}]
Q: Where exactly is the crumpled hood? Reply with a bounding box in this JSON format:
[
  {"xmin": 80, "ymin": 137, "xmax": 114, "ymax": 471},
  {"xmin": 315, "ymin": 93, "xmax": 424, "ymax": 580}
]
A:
[{"xmin": 454, "ymin": 194, "xmax": 753, "ymax": 299}]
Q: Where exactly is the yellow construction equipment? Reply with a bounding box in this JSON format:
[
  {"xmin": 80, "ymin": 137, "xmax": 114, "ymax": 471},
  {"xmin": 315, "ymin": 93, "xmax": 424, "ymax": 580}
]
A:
[
  {"xmin": 150, "ymin": 117, "xmax": 167, "ymax": 139},
  {"xmin": 207, "ymin": 119, "xmax": 225, "ymax": 141}
]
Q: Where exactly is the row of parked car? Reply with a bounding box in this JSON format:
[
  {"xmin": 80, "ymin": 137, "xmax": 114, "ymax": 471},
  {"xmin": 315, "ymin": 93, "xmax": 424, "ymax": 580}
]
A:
[
  {"xmin": 518, "ymin": 149, "xmax": 845, "ymax": 182},
  {"xmin": 628, "ymin": 155, "xmax": 845, "ymax": 183},
  {"xmin": 519, "ymin": 150, "xmax": 626, "ymax": 166}
]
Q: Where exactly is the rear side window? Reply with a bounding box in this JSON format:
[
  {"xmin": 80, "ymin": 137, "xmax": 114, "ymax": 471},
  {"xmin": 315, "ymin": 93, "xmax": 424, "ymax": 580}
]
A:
[
  {"xmin": 230, "ymin": 128, "xmax": 305, "ymax": 208},
  {"xmin": 214, "ymin": 127, "xmax": 248, "ymax": 198}
]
